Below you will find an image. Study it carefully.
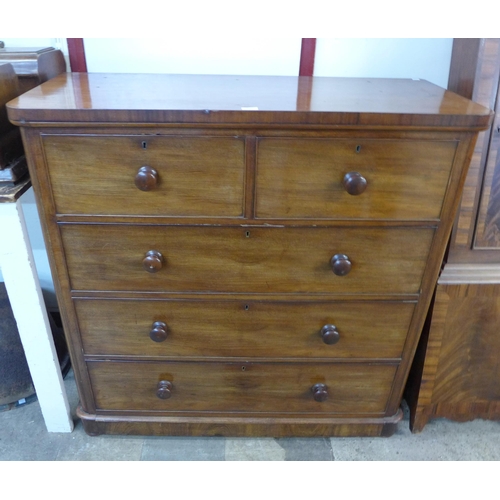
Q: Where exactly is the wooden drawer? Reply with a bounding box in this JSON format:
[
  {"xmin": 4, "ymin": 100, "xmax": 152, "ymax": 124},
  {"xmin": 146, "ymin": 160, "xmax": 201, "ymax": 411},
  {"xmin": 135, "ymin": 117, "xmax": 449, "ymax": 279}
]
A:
[
  {"xmin": 255, "ymin": 138, "xmax": 457, "ymax": 220},
  {"xmin": 76, "ymin": 298, "xmax": 415, "ymax": 359},
  {"xmin": 42, "ymin": 134, "xmax": 245, "ymax": 217},
  {"xmin": 87, "ymin": 360, "xmax": 397, "ymax": 414},
  {"xmin": 61, "ymin": 225, "xmax": 434, "ymax": 294}
]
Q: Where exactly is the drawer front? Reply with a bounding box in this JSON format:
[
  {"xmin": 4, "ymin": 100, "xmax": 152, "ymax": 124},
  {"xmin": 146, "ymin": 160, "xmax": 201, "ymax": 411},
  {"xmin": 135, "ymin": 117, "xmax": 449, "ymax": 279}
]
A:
[
  {"xmin": 256, "ymin": 138, "xmax": 457, "ymax": 220},
  {"xmin": 61, "ymin": 225, "xmax": 434, "ymax": 294},
  {"xmin": 76, "ymin": 299, "xmax": 415, "ymax": 359},
  {"xmin": 42, "ymin": 134, "xmax": 245, "ymax": 217},
  {"xmin": 87, "ymin": 360, "xmax": 397, "ymax": 414}
]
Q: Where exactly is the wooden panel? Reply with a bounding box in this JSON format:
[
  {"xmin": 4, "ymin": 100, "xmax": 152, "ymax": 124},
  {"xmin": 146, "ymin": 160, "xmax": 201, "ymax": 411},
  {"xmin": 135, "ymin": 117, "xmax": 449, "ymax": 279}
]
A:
[
  {"xmin": 42, "ymin": 134, "xmax": 246, "ymax": 217},
  {"xmin": 448, "ymin": 38, "xmax": 500, "ymax": 257},
  {"xmin": 256, "ymin": 138, "xmax": 457, "ymax": 220},
  {"xmin": 75, "ymin": 298, "xmax": 415, "ymax": 359},
  {"xmin": 7, "ymin": 74, "xmax": 492, "ymax": 129},
  {"xmin": 87, "ymin": 360, "xmax": 397, "ymax": 414},
  {"xmin": 60, "ymin": 225, "xmax": 435, "ymax": 294},
  {"xmin": 474, "ymin": 83, "xmax": 500, "ymax": 248},
  {"xmin": 409, "ymin": 283, "xmax": 500, "ymax": 431},
  {"xmin": 432, "ymin": 284, "xmax": 500, "ymax": 402},
  {"xmin": 77, "ymin": 409, "xmax": 402, "ymax": 437}
]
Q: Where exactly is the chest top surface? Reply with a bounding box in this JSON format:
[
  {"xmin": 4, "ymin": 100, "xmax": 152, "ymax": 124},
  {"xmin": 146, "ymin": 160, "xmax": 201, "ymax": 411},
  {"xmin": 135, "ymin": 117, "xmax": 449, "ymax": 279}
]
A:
[{"xmin": 6, "ymin": 73, "xmax": 492, "ymax": 129}]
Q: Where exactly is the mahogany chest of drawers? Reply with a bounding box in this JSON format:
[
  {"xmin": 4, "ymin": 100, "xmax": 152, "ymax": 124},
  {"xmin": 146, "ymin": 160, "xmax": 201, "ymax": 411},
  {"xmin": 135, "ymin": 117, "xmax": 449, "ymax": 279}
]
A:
[{"xmin": 7, "ymin": 74, "xmax": 491, "ymax": 437}]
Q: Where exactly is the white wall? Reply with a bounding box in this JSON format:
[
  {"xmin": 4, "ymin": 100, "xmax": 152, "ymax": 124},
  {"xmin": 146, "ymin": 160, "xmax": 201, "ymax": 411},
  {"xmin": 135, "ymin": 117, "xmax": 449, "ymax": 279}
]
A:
[
  {"xmin": 315, "ymin": 38, "xmax": 453, "ymax": 88},
  {"xmin": 1, "ymin": 38, "xmax": 454, "ymax": 307},
  {"xmin": 84, "ymin": 38, "xmax": 303, "ymax": 75}
]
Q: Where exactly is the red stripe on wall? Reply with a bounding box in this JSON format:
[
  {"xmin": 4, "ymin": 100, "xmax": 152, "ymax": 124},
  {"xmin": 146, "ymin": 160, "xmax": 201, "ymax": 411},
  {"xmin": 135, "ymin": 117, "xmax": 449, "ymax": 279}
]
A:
[
  {"xmin": 299, "ymin": 38, "xmax": 316, "ymax": 77},
  {"xmin": 67, "ymin": 39, "xmax": 87, "ymax": 72}
]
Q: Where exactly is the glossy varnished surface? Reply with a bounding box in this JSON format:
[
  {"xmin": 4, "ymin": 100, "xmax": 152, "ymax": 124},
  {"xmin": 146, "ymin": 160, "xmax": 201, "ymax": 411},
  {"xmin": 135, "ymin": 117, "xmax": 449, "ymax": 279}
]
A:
[
  {"xmin": 75, "ymin": 298, "xmax": 415, "ymax": 359},
  {"xmin": 60, "ymin": 225, "xmax": 434, "ymax": 294},
  {"xmin": 42, "ymin": 134, "xmax": 246, "ymax": 216},
  {"xmin": 87, "ymin": 360, "xmax": 397, "ymax": 414},
  {"xmin": 7, "ymin": 73, "xmax": 492, "ymax": 128},
  {"xmin": 11, "ymin": 73, "xmax": 490, "ymax": 437},
  {"xmin": 256, "ymin": 137, "xmax": 457, "ymax": 220}
]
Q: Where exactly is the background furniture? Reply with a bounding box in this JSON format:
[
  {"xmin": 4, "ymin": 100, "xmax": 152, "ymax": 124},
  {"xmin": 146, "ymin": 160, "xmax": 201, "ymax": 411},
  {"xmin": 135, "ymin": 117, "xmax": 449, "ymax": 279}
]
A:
[
  {"xmin": 0, "ymin": 56, "xmax": 72, "ymax": 432},
  {"xmin": 8, "ymin": 73, "xmax": 490, "ymax": 437},
  {"xmin": 0, "ymin": 46, "xmax": 66, "ymax": 93},
  {"xmin": 405, "ymin": 38, "xmax": 500, "ymax": 432},
  {"xmin": 0, "ymin": 46, "xmax": 66, "ymax": 184}
]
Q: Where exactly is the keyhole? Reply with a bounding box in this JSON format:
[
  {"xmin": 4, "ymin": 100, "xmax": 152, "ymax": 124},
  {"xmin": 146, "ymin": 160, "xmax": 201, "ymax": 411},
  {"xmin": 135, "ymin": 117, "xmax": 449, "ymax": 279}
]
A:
[
  {"xmin": 245, "ymin": 231, "xmax": 250, "ymax": 238},
  {"xmin": 355, "ymin": 145, "xmax": 361, "ymax": 153},
  {"xmin": 142, "ymin": 141, "xmax": 147, "ymax": 149},
  {"xmin": 241, "ymin": 366, "xmax": 246, "ymax": 371},
  {"xmin": 244, "ymin": 304, "xmax": 249, "ymax": 311}
]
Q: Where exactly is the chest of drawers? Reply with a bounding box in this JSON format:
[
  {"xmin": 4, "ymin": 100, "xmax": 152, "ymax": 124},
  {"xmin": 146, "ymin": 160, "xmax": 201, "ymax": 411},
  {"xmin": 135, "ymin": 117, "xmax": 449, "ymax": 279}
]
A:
[{"xmin": 7, "ymin": 74, "xmax": 491, "ymax": 437}]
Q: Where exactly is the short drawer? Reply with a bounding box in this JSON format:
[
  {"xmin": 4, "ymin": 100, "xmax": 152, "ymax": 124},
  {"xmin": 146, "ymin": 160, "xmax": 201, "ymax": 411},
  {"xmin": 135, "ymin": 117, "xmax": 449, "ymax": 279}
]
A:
[
  {"xmin": 255, "ymin": 138, "xmax": 457, "ymax": 220},
  {"xmin": 75, "ymin": 298, "xmax": 415, "ymax": 359},
  {"xmin": 42, "ymin": 134, "xmax": 245, "ymax": 217},
  {"xmin": 61, "ymin": 225, "xmax": 434, "ymax": 294},
  {"xmin": 87, "ymin": 360, "xmax": 397, "ymax": 414}
]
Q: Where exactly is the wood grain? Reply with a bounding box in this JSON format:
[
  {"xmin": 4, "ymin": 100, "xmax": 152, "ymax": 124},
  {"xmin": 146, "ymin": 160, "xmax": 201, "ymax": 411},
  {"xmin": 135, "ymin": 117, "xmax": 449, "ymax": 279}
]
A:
[
  {"xmin": 448, "ymin": 38, "xmax": 500, "ymax": 260},
  {"xmin": 409, "ymin": 283, "xmax": 500, "ymax": 431},
  {"xmin": 407, "ymin": 39, "xmax": 500, "ymax": 433},
  {"xmin": 256, "ymin": 137, "xmax": 457, "ymax": 220},
  {"xmin": 75, "ymin": 298, "xmax": 415, "ymax": 359},
  {"xmin": 87, "ymin": 360, "xmax": 397, "ymax": 414},
  {"xmin": 42, "ymin": 134, "xmax": 245, "ymax": 217},
  {"xmin": 11, "ymin": 75, "xmax": 489, "ymax": 437},
  {"xmin": 7, "ymin": 73, "xmax": 492, "ymax": 129},
  {"xmin": 77, "ymin": 406, "xmax": 403, "ymax": 437},
  {"xmin": 60, "ymin": 224, "xmax": 434, "ymax": 294}
]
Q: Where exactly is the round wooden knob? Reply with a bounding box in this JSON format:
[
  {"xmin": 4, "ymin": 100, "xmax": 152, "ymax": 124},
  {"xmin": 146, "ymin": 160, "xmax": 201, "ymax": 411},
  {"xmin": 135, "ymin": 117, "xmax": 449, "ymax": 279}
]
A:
[
  {"xmin": 135, "ymin": 166, "xmax": 158, "ymax": 191},
  {"xmin": 143, "ymin": 250, "xmax": 163, "ymax": 273},
  {"xmin": 311, "ymin": 383, "xmax": 328, "ymax": 402},
  {"xmin": 321, "ymin": 324, "xmax": 340, "ymax": 345},
  {"xmin": 343, "ymin": 172, "xmax": 367, "ymax": 195},
  {"xmin": 156, "ymin": 380, "xmax": 173, "ymax": 399},
  {"xmin": 330, "ymin": 254, "xmax": 352, "ymax": 276},
  {"xmin": 150, "ymin": 321, "xmax": 168, "ymax": 342}
]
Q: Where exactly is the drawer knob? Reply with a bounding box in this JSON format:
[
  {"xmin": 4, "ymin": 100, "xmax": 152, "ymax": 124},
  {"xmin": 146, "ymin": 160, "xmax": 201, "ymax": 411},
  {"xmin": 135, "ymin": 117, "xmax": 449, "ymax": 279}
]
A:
[
  {"xmin": 343, "ymin": 172, "xmax": 367, "ymax": 195},
  {"xmin": 156, "ymin": 380, "xmax": 173, "ymax": 399},
  {"xmin": 321, "ymin": 324, "xmax": 340, "ymax": 345},
  {"xmin": 135, "ymin": 165, "xmax": 159, "ymax": 191},
  {"xmin": 143, "ymin": 250, "xmax": 164, "ymax": 273},
  {"xmin": 330, "ymin": 254, "xmax": 351, "ymax": 276},
  {"xmin": 150, "ymin": 321, "xmax": 168, "ymax": 342},
  {"xmin": 311, "ymin": 383, "xmax": 328, "ymax": 402}
]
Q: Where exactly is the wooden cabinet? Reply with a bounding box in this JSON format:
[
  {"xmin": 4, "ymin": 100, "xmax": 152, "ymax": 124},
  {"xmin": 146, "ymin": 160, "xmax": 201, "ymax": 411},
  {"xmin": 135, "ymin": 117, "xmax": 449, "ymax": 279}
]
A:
[
  {"xmin": 7, "ymin": 73, "xmax": 491, "ymax": 437},
  {"xmin": 405, "ymin": 39, "xmax": 500, "ymax": 432}
]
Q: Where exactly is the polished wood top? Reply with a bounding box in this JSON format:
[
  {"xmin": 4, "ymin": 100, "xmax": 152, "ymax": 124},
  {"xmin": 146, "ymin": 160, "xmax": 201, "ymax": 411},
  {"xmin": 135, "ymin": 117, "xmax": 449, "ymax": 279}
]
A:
[{"xmin": 7, "ymin": 73, "xmax": 493, "ymax": 129}]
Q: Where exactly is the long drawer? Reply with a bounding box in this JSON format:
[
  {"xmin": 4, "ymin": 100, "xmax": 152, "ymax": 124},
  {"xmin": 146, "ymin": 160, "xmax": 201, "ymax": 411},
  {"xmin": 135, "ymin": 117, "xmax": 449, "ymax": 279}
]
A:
[
  {"xmin": 75, "ymin": 298, "xmax": 415, "ymax": 359},
  {"xmin": 87, "ymin": 360, "xmax": 397, "ymax": 414},
  {"xmin": 60, "ymin": 225, "xmax": 434, "ymax": 294},
  {"xmin": 42, "ymin": 134, "xmax": 246, "ymax": 217},
  {"xmin": 256, "ymin": 138, "xmax": 457, "ymax": 220}
]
